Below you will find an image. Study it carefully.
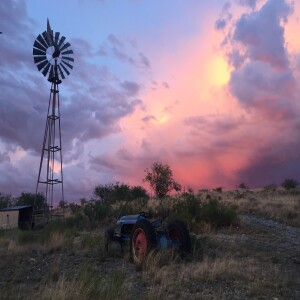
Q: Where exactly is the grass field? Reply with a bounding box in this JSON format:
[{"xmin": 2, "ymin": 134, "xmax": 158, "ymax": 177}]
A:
[{"xmin": 0, "ymin": 188, "xmax": 299, "ymax": 299}]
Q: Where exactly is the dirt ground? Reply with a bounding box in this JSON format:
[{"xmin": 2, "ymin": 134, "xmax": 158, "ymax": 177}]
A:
[{"xmin": 0, "ymin": 214, "xmax": 299, "ymax": 299}]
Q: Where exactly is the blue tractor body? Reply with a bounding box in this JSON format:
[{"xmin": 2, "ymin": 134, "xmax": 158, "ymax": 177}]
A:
[{"xmin": 105, "ymin": 212, "xmax": 191, "ymax": 266}]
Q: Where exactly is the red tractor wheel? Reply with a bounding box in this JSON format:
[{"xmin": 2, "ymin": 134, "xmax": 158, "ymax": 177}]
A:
[
  {"xmin": 130, "ymin": 219, "xmax": 156, "ymax": 267},
  {"xmin": 168, "ymin": 220, "xmax": 191, "ymax": 255}
]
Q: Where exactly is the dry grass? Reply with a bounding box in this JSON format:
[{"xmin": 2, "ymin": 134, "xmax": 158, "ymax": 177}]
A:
[
  {"xmin": 0, "ymin": 189, "xmax": 298, "ymax": 299},
  {"xmin": 143, "ymin": 253, "xmax": 284, "ymax": 299},
  {"xmin": 47, "ymin": 231, "xmax": 66, "ymax": 251},
  {"xmin": 40, "ymin": 265, "xmax": 129, "ymax": 300},
  {"xmin": 219, "ymin": 189, "xmax": 300, "ymax": 226}
]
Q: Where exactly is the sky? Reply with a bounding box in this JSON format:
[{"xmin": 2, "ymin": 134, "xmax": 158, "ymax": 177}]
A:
[{"xmin": 0, "ymin": 0, "xmax": 300, "ymax": 202}]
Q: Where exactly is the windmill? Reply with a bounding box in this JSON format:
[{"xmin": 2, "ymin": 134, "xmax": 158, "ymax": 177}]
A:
[{"xmin": 33, "ymin": 19, "xmax": 74, "ymax": 222}]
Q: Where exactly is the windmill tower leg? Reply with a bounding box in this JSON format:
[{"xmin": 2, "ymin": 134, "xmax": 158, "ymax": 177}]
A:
[{"xmin": 35, "ymin": 79, "xmax": 64, "ymax": 223}]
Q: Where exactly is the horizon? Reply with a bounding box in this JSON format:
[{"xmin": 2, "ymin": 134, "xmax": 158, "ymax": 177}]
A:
[{"xmin": 0, "ymin": 0, "xmax": 300, "ymax": 203}]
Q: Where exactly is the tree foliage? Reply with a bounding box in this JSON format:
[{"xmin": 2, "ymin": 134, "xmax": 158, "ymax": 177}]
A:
[
  {"xmin": 94, "ymin": 182, "xmax": 149, "ymax": 203},
  {"xmin": 16, "ymin": 192, "xmax": 47, "ymax": 210},
  {"xmin": 0, "ymin": 193, "xmax": 13, "ymax": 209},
  {"xmin": 281, "ymin": 178, "xmax": 299, "ymax": 191},
  {"xmin": 143, "ymin": 161, "xmax": 181, "ymax": 199},
  {"xmin": 238, "ymin": 182, "xmax": 248, "ymax": 189}
]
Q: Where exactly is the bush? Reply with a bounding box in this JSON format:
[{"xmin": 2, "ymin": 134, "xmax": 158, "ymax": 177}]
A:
[
  {"xmin": 17, "ymin": 230, "xmax": 37, "ymax": 244},
  {"xmin": 263, "ymin": 183, "xmax": 277, "ymax": 192},
  {"xmin": 281, "ymin": 178, "xmax": 299, "ymax": 191},
  {"xmin": 69, "ymin": 203, "xmax": 81, "ymax": 214},
  {"xmin": 81, "ymin": 234, "xmax": 102, "ymax": 250},
  {"xmin": 168, "ymin": 195, "xmax": 237, "ymax": 231},
  {"xmin": 93, "ymin": 182, "xmax": 149, "ymax": 203},
  {"xmin": 83, "ymin": 201, "xmax": 111, "ymax": 228},
  {"xmin": 201, "ymin": 199, "xmax": 237, "ymax": 227}
]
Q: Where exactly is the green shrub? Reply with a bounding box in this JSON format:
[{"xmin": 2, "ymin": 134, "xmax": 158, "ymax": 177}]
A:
[
  {"xmin": 93, "ymin": 182, "xmax": 149, "ymax": 203},
  {"xmin": 76, "ymin": 265, "xmax": 127, "ymax": 299},
  {"xmin": 201, "ymin": 198, "xmax": 238, "ymax": 227},
  {"xmin": 168, "ymin": 193, "xmax": 202, "ymax": 230},
  {"xmin": 167, "ymin": 195, "xmax": 237, "ymax": 231},
  {"xmin": 281, "ymin": 178, "xmax": 299, "ymax": 191},
  {"xmin": 83, "ymin": 201, "xmax": 111, "ymax": 228},
  {"xmin": 81, "ymin": 234, "xmax": 101, "ymax": 250},
  {"xmin": 17, "ymin": 230, "xmax": 36, "ymax": 244},
  {"xmin": 69, "ymin": 203, "xmax": 81, "ymax": 214}
]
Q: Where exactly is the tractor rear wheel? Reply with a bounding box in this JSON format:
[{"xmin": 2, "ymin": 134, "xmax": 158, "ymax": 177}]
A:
[
  {"xmin": 168, "ymin": 220, "xmax": 191, "ymax": 255},
  {"xmin": 130, "ymin": 219, "xmax": 156, "ymax": 267}
]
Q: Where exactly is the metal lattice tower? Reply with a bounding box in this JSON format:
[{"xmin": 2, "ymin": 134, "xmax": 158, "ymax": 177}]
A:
[{"xmin": 32, "ymin": 19, "xmax": 74, "ymax": 221}]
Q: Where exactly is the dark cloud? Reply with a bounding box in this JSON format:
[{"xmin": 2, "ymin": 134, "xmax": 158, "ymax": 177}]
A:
[
  {"xmin": 227, "ymin": 49, "xmax": 245, "ymax": 69},
  {"xmin": 215, "ymin": 19, "xmax": 227, "ymax": 30},
  {"xmin": 185, "ymin": 114, "xmax": 242, "ymax": 135},
  {"xmin": 141, "ymin": 115, "xmax": 157, "ymax": 124},
  {"xmin": 229, "ymin": 61, "xmax": 296, "ymax": 118},
  {"xmin": 226, "ymin": 0, "xmax": 296, "ymax": 118},
  {"xmin": 233, "ymin": 0, "xmax": 292, "ymax": 70},
  {"xmin": 107, "ymin": 34, "xmax": 124, "ymax": 48},
  {"xmin": 100, "ymin": 35, "xmax": 152, "ymax": 69},
  {"xmin": 238, "ymin": 0, "xmax": 257, "ymax": 9},
  {"xmin": 162, "ymin": 82, "xmax": 169, "ymax": 89},
  {"xmin": 121, "ymin": 81, "xmax": 141, "ymax": 96},
  {"xmin": 236, "ymin": 142, "xmax": 300, "ymax": 187},
  {"xmin": 139, "ymin": 53, "xmax": 151, "ymax": 68},
  {"xmin": 219, "ymin": 0, "xmax": 300, "ymax": 187},
  {"xmin": 0, "ymin": 151, "xmax": 10, "ymax": 164},
  {"xmin": 215, "ymin": 2, "xmax": 232, "ymax": 31}
]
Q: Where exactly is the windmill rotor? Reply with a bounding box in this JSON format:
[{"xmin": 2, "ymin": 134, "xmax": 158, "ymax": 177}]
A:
[{"xmin": 33, "ymin": 22, "xmax": 74, "ymax": 83}]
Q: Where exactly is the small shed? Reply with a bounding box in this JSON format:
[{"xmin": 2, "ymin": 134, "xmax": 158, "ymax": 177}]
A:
[{"xmin": 0, "ymin": 205, "xmax": 33, "ymax": 230}]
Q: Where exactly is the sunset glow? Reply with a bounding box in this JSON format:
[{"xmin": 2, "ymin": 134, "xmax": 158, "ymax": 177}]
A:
[{"xmin": 0, "ymin": 0, "xmax": 299, "ymax": 202}]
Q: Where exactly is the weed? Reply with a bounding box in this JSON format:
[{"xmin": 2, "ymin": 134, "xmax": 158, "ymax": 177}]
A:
[
  {"xmin": 80, "ymin": 233, "xmax": 101, "ymax": 250},
  {"xmin": 17, "ymin": 230, "xmax": 36, "ymax": 244},
  {"xmin": 40, "ymin": 264, "xmax": 128, "ymax": 300}
]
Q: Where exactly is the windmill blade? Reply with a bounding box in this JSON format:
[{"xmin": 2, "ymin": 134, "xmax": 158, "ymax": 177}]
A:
[
  {"xmin": 57, "ymin": 65, "xmax": 65, "ymax": 79},
  {"xmin": 34, "ymin": 55, "xmax": 47, "ymax": 64},
  {"xmin": 48, "ymin": 65, "xmax": 55, "ymax": 79},
  {"xmin": 61, "ymin": 49, "xmax": 73, "ymax": 55},
  {"xmin": 60, "ymin": 63, "xmax": 70, "ymax": 76},
  {"xmin": 33, "ymin": 40, "xmax": 47, "ymax": 52},
  {"xmin": 42, "ymin": 31, "xmax": 51, "ymax": 48},
  {"xmin": 62, "ymin": 56, "xmax": 74, "ymax": 62},
  {"xmin": 57, "ymin": 36, "xmax": 66, "ymax": 48},
  {"xmin": 36, "ymin": 59, "xmax": 49, "ymax": 71},
  {"xmin": 36, "ymin": 34, "xmax": 48, "ymax": 50},
  {"xmin": 61, "ymin": 60, "xmax": 73, "ymax": 70},
  {"xmin": 42, "ymin": 62, "xmax": 51, "ymax": 77},
  {"xmin": 33, "ymin": 48, "xmax": 46, "ymax": 56},
  {"xmin": 55, "ymin": 32, "xmax": 60, "ymax": 45},
  {"xmin": 59, "ymin": 42, "xmax": 71, "ymax": 52}
]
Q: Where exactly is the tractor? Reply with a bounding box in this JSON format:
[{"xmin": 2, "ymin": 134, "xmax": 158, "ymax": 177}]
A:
[{"xmin": 104, "ymin": 212, "xmax": 191, "ymax": 267}]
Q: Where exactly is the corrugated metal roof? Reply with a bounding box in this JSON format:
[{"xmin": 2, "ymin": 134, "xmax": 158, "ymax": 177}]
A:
[{"xmin": 0, "ymin": 205, "xmax": 33, "ymax": 211}]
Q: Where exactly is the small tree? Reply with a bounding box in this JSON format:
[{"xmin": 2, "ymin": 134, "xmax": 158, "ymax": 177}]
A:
[
  {"xmin": 16, "ymin": 192, "xmax": 47, "ymax": 210},
  {"xmin": 239, "ymin": 182, "xmax": 248, "ymax": 189},
  {"xmin": 143, "ymin": 161, "xmax": 181, "ymax": 199},
  {"xmin": 94, "ymin": 182, "xmax": 149, "ymax": 202},
  {"xmin": 0, "ymin": 193, "xmax": 13, "ymax": 209},
  {"xmin": 281, "ymin": 178, "xmax": 299, "ymax": 191},
  {"xmin": 58, "ymin": 200, "xmax": 68, "ymax": 209}
]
